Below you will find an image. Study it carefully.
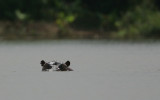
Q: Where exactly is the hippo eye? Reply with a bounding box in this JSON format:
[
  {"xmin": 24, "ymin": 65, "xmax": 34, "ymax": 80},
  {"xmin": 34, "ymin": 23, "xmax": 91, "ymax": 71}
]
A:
[{"xmin": 55, "ymin": 62, "xmax": 58, "ymax": 65}]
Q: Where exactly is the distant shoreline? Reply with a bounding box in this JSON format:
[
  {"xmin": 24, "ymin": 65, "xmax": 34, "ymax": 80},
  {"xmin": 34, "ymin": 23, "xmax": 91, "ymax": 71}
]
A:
[{"xmin": 0, "ymin": 21, "xmax": 159, "ymax": 40}]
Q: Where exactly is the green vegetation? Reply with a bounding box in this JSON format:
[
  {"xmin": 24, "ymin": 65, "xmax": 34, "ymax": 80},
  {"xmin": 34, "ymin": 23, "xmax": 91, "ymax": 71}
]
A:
[
  {"xmin": 115, "ymin": 1, "xmax": 160, "ymax": 39},
  {"xmin": 0, "ymin": 0, "xmax": 160, "ymax": 40}
]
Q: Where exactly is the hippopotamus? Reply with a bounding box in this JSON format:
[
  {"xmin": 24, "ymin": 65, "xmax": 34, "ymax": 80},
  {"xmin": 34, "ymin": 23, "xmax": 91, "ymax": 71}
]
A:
[{"xmin": 40, "ymin": 60, "xmax": 73, "ymax": 71}]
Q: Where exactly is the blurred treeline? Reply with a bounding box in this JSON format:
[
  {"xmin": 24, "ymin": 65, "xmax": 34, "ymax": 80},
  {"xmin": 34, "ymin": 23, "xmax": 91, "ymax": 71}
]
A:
[{"xmin": 0, "ymin": 0, "xmax": 160, "ymax": 40}]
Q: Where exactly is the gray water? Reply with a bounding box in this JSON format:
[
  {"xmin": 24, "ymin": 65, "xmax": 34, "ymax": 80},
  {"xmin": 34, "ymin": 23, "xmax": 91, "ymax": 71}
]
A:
[
  {"xmin": 0, "ymin": 40, "xmax": 160, "ymax": 100},
  {"xmin": 0, "ymin": 40, "xmax": 160, "ymax": 73}
]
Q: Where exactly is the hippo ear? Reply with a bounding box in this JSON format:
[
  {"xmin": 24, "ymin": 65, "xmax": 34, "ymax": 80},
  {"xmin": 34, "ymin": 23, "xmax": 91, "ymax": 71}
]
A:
[
  {"xmin": 40, "ymin": 60, "xmax": 45, "ymax": 66},
  {"xmin": 65, "ymin": 61, "xmax": 70, "ymax": 67}
]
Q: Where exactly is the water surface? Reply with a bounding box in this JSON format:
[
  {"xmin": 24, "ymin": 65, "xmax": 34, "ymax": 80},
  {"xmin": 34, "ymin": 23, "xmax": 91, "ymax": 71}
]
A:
[
  {"xmin": 0, "ymin": 40, "xmax": 160, "ymax": 72},
  {"xmin": 0, "ymin": 40, "xmax": 160, "ymax": 100}
]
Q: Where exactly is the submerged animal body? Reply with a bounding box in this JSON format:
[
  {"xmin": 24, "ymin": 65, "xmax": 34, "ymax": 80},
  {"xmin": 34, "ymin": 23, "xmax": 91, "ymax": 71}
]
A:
[{"xmin": 40, "ymin": 60, "xmax": 73, "ymax": 71}]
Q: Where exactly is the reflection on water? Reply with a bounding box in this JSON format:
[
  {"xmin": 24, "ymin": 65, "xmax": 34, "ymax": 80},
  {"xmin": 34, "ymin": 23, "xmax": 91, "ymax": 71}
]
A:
[{"xmin": 0, "ymin": 40, "xmax": 160, "ymax": 73}]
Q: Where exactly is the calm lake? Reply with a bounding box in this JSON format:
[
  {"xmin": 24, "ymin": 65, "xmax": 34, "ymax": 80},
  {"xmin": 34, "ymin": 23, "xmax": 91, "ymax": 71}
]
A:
[
  {"xmin": 0, "ymin": 40, "xmax": 160, "ymax": 100},
  {"xmin": 0, "ymin": 40, "xmax": 160, "ymax": 72}
]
